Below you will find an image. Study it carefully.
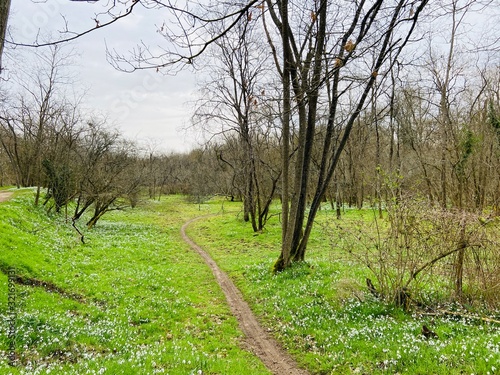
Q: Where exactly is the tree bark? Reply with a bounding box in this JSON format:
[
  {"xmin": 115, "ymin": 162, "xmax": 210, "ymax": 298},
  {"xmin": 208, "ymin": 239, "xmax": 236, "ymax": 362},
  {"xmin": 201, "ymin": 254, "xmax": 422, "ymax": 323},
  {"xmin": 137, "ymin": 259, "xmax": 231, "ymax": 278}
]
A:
[
  {"xmin": 274, "ymin": 0, "xmax": 292, "ymax": 271},
  {"xmin": 0, "ymin": 0, "xmax": 10, "ymax": 72},
  {"xmin": 275, "ymin": 0, "xmax": 429, "ymax": 269}
]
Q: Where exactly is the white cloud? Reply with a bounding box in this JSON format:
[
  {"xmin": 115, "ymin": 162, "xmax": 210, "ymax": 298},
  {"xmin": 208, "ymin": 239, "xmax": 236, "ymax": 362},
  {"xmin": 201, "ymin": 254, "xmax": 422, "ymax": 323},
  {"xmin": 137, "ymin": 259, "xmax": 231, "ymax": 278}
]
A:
[{"xmin": 6, "ymin": 0, "xmax": 199, "ymax": 154}]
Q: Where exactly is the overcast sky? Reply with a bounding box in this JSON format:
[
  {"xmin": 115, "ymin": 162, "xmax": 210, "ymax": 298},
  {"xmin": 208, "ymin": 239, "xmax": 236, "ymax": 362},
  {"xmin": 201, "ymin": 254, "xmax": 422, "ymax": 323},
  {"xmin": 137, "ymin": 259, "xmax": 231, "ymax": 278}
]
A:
[
  {"xmin": 5, "ymin": 0, "xmax": 201, "ymax": 153},
  {"xmin": 5, "ymin": 1, "xmax": 499, "ymax": 154}
]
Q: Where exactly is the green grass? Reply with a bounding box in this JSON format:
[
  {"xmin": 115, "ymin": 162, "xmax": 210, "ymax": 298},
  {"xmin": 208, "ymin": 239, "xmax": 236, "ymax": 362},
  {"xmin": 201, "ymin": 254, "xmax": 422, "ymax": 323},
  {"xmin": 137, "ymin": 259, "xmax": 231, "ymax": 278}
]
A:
[
  {"xmin": 188, "ymin": 204, "xmax": 500, "ymax": 375},
  {"xmin": 0, "ymin": 191, "xmax": 270, "ymax": 374},
  {"xmin": 1, "ymin": 192, "xmax": 499, "ymax": 374}
]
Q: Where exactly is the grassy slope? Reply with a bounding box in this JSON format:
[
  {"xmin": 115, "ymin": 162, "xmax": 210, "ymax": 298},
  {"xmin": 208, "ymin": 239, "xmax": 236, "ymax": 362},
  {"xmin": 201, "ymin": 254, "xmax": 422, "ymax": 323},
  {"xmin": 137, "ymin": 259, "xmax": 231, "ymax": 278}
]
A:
[
  {"xmin": 187, "ymin": 201, "xmax": 500, "ymax": 375},
  {"xmin": 1, "ymin": 191, "xmax": 499, "ymax": 374},
  {"xmin": 0, "ymin": 190, "xmax": 270, "ymax": 375}
]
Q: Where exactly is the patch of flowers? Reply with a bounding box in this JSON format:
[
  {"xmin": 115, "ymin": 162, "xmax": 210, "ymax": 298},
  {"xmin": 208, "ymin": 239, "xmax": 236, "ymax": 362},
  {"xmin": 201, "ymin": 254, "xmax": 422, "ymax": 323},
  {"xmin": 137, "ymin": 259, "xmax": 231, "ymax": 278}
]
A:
[{"xmin": 243, "ymin": 259, "xmax": 500, "ymax": 374}]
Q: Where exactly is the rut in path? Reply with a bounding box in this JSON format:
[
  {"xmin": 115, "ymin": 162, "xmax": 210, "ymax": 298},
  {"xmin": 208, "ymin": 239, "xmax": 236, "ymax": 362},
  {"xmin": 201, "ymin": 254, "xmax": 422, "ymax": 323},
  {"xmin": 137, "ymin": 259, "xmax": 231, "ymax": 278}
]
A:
[{"xmin": 181, "ymin": 217, "xmax": 309, "ymax": 375}]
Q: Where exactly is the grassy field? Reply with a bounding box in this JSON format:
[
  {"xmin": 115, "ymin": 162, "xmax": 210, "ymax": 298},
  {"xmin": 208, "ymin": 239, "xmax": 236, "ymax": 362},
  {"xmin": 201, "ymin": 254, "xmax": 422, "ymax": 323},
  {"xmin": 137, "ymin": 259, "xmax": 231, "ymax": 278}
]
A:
[
  {"xmin": 187, "ymin": 201, "xmax": 500, "ymax": 375},
  {"xmin": 1, "ymin": 190, "xmax": 499, "ymax": 374},
  {"xmin": 0, "ymin": 190, "xmax": 269, "ymax": 374}
]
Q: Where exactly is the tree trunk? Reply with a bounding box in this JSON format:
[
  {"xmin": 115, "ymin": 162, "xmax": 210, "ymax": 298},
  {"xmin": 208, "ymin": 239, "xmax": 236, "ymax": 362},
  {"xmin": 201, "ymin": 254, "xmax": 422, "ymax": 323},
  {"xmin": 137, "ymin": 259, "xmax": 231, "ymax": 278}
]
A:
[
  {"xmin": 454, "ymin": 218, "xmax": 468, "ymax": 301},
  {"xmin": 274, "ymin": 0, "xmax": 292, "ymax": 272},
  {"xmin": 0, "ymin": 0, "xmax": 10, "ymax": 72},
  {"xmin": 273, "ymin": 0, "xmax": 429, "ymax": 270}
]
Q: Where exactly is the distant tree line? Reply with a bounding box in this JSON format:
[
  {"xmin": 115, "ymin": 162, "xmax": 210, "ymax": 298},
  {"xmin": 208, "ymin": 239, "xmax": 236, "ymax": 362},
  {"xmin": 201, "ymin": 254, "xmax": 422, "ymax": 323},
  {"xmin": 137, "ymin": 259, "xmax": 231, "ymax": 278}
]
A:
[
  {"xmin": 1, "ymin": 1, "xmax": 499, "ymax": 278},
  {"xmin": 1, "ymin": 42, "xmax": 499, "ymax": 231}
]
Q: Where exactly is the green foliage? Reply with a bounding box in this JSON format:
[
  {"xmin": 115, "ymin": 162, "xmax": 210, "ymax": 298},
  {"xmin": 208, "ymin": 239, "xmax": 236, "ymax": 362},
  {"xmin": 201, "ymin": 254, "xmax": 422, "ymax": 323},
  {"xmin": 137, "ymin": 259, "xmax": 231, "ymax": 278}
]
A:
[
  {"xmin": 42, "ymin": 159, "xmax": 72, "ymax": 213},
  {"xmin": 488, "ymin": 100, "xmax": 500, "ymax": 144},
  {"xmin": 454, "ymin": 127, "xmax": 479, "ymax": 177}
]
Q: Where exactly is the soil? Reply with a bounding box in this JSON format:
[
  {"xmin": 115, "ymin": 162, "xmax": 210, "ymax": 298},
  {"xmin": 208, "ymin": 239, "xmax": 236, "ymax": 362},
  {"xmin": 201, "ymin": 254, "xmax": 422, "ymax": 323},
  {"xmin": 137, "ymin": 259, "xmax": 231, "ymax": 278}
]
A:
[
  {"xmin": 7, "ymin": 272, "xmax": 88, "ymax": 303},
  {"xmin": 0, "ymin": 191, "xmax": 13, "ymax": 202},
  {"xmin": 181, "ymin": 217, "xmax": 309, "ymax": 375}
]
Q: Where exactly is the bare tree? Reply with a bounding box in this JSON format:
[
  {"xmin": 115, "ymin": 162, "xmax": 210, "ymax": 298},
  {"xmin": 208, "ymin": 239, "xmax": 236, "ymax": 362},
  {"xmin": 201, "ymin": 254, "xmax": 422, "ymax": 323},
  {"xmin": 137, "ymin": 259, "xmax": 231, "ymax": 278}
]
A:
[
  {"xmin": 268, "ymin": 1, "xmax": 430, "ymax": 271},
  {"xmin": 41, "ymin": 101, "xmax": 84, "ymax": 213},
  {"xmin": 0, "ymin": 45, "xmax": 76, "ymax": 204},
  {"xmin": 68, "ymin": 120, "xmax": 141, "ymax": 228},
  {"xmin": 193, "ymin": 13, "xmax": 279, "ymax": 231}
]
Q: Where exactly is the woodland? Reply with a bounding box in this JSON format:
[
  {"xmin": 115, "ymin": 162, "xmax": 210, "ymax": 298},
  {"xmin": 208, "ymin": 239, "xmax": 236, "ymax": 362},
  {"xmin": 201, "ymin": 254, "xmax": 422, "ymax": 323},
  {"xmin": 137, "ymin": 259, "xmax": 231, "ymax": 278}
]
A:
[
  {"xmin": 1, "ymin": 1, "xmax": 499, "ymax": 267},
  {"xmin": 0, "ymin": 1, "xmax": 499, "ymax": 373}
]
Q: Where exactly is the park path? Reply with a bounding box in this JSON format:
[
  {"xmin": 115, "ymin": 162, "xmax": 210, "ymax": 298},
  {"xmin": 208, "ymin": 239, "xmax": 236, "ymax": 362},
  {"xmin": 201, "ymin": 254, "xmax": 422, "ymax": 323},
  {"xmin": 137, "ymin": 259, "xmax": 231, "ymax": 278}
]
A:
[
  {"xmin": 0, "ymin": 191, "xmax": 13, "ymax": 203},
  {"xmin": 181, "ymin": 217, "xmax": 309, "ymax": 375}
]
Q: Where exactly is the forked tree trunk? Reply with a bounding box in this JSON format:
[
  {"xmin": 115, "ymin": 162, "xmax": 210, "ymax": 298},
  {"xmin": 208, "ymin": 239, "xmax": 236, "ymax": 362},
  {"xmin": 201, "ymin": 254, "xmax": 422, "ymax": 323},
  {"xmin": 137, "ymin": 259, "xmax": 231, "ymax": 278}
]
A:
[{"xmin": 274, "ymin": 0, "xmax": 429, "ymax": 271}]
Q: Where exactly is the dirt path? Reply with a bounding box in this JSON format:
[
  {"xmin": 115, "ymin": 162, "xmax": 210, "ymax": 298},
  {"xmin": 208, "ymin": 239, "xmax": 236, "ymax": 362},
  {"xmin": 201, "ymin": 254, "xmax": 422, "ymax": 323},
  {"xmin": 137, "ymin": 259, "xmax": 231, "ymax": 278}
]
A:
[
  {"xmin": 181, "ymin": 217, "xmax": 309, "ymax": 375},
  {"xmin": 0, "ymin": 191, "xmax": 13, "ymax": 203}
]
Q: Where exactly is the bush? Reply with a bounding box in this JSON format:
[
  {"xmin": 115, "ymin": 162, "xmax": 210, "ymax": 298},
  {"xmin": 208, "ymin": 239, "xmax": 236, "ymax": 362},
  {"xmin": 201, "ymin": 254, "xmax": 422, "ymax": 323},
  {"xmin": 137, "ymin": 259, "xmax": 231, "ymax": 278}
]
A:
[{"xmin": 328, "ymin": 196, "xmax": 500, "ymax": 309}]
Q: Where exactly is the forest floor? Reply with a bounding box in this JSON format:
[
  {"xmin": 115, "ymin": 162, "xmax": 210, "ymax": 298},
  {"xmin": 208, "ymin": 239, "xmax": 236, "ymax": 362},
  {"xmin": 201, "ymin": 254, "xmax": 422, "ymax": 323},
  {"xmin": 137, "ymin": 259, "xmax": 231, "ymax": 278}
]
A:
[
  {"xmin": 0, "ymin": 190, "xmax": 307, "ymax": 373},
  {"xmin": 181, "ymin": 216, "xmax": 309, "ymax": 375},
  {"xmin": 1, "ymin": 193, "xmax": 498, "ymax": 374}
]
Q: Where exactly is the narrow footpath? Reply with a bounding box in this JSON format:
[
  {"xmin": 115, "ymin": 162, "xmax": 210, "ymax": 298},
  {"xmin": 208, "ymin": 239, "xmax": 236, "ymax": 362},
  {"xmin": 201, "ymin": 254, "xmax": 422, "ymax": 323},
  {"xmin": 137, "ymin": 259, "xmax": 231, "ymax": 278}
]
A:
[
  {"xmin": 181, "ymin": 217, "xmax": 309, "ymax": 375},
  {"xmin": 0, "ymin": 191, "xmax": 13, "ymax": 203}
]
